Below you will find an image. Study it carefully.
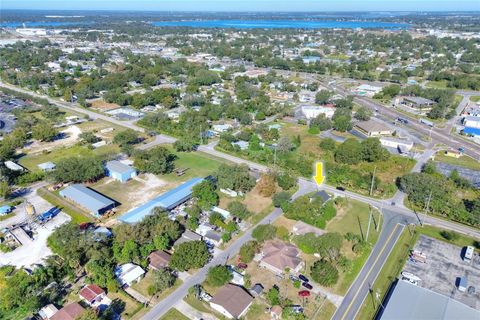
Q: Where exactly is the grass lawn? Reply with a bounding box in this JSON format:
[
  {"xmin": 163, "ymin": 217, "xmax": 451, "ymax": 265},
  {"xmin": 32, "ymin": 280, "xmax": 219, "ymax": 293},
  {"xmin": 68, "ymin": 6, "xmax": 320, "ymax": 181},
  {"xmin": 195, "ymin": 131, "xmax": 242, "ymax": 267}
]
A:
[
  {"xmin": 160, "ymin": 308, "xmax": 189, "ymax": 320},
  {"xmin": 425, "ymin": 80, "xmax": 448, "ymax": 89},
  {"xmin": 131, "ymin": 271, "xmax": 183, "ymax": 303},
  {"xmin": 37, "ymin": 187, "xmax": 92, "ymax": 224},
  {"xmin": 162, "ymin": 150, "xmax": 228, "ymax": 183},
  {"xmin": 109, "ymin": 290, "xmax": 143, "ymax": 319},
  {"xmin": 470, "ymin": 96, "xmax": 480, "ymax": 103},
  {"xmin": 325, "ymin": 199, "xmax": 382, "ymax": 295},
  {"xmin": 184, "ymin": 293, "xmax": 225, "ymax": 319},
  {"xmin": 434, "ymin": 151, "xmax": 480, "ymax": 170},
  {"xmin": 0, "ymin": 213, "xmax": 14, "ymax": 222},
  {"xmin": 416, "ymin": 225, "xmax": 480, "ymax": 248},
  {"xmin": 18, "ymin": 144, "xmax": 119, "ymax": 171}
]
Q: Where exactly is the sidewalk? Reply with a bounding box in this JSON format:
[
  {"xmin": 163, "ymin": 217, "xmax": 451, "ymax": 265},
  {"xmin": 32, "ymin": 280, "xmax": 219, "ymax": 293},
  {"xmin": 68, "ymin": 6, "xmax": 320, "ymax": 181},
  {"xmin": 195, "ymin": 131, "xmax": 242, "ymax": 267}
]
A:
[{"xmin": 124, "ymin": 287, "xmax": 149, "ymax": 305}]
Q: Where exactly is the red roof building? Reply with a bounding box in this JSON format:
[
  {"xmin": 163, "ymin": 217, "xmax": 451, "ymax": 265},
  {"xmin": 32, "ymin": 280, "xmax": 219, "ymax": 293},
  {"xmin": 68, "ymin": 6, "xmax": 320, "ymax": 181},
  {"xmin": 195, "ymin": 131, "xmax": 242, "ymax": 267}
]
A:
[{"xmin": 79, "ymin": 284, "xmax": 106, "ymax": 306}]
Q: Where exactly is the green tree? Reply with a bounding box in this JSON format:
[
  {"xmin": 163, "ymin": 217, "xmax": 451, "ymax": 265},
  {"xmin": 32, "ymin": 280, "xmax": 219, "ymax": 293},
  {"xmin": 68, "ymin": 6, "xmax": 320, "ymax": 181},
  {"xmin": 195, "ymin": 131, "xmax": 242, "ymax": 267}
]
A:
[
  {"xmin": 206, "ymin": 265, "xmax": 233, "ymax": 287},
  {"xmin": 315, "ymin": 90, "xmax": 332, "ymax": 104},
  {"xmin": 310, "ymin": 260, "xmax": 339, "ymax": 287},
  {"xmin": 310, "ymin": 114, "xmax": 332, "ymax": 131},
  {"xmin": 361, "ymin": 138, "xmax": 390, "ymax": 162},
  {"xmin": 354, "ymin": 106, "xmax": 372, "ymax": 121},
  {"xmin": 252, "ymin": 224, "xmax": 277, "ymax": 243},
  {"xmin": 266, "ymin": 286, "xmax": 281, "ymax": 306},
  {"xmin": 227, "ymin": 201, "xmax": 251, "ymax": 220},
  {"xmin": 319, "ymin": 138, "xmax": 336, "ymax": 151},
  {"xmin": 192, "ymin": 180, "xmax": 218, "ymax": 210},
  {"xmin": 273, "ymin": 191, "xmax": 290, "ymax": 208},
  {"xmin": 277, "ymin": 172, "xmax": 296, "ymax": 190},
  {"xmin": 214, "ymin": 164, "xmax": 256, "ymax": 193},
  {"xmin": 170, "ymin": 241, "xmax": 211, "ymax": 271},
  {"xmin": 239, "ymin": 241, "xmax": 259, "ymax": 263},
  {"xmin": 0, "ymin": 181, "xmax": 11, "ymax": 199},
  {"xmin": 113, "ymin": 129, "xmax": 139, "ymax": 146},
  {"xmin": 134, "ymin": 146, "xmax": 176, "ymax": 174},
  {"xmin": 31, "ymin": 121, "xmax": 58, "ymax": 142},
  {"xmin": 335, "ymin": 138, "xmax": 362, "ymax": 164},
  {"xmin": 52, "ymin": 156, "xmax": 104, "ymax": 183},
  {"xmin": 148, "ymin": 268, "xmax": 176, "ymax": 295}
]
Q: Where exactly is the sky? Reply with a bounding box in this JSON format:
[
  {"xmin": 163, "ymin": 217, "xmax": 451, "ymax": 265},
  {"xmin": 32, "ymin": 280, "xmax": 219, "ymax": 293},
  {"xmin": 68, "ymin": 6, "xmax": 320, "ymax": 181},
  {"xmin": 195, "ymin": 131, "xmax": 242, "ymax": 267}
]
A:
[{"xmin": 2, "ymin": 0, "xmax": 479, "ymax": 12}]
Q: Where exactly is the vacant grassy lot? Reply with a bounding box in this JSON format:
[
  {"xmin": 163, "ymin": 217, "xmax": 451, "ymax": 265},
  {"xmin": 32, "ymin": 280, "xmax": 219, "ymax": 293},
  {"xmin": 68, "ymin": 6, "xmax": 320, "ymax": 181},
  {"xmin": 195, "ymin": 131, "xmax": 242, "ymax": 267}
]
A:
[
  {"xmin": 162, "ymin": 150, "xmax": 228, "ymax": 183},
  {"xmin": 325, "ymin": 199, "xmax": 382, "ymax": 295},
  {"xmin": 160, "ymin": 308, "xmax": 189, "ymax": 320},
  {"xmin": 434, "ymin": 151, "xmax": 480, "ymax": 170},
  {"xmin": 470, "ymin": 96, "xmax": 480, "ymax": 103},
  {"xmin": 19, "ymin": 144, "xmax": 119, "ymax": 171},
  {"xmin": 425, "ymin": 80, "xmax": 448, "ymax": 89}
]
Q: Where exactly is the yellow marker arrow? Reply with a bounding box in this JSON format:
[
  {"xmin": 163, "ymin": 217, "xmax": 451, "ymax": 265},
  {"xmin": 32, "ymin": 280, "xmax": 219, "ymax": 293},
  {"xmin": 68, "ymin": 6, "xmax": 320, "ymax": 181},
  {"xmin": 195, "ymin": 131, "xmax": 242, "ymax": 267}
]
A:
[{"xmin": 313, "ymin": 162, "xmax": 325, "ymax": 186}]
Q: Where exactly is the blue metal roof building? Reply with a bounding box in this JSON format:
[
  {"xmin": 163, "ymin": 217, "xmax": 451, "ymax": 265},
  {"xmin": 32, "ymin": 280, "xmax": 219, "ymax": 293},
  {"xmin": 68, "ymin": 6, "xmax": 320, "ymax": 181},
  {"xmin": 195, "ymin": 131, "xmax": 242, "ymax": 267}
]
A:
[
  {"xmin": 119, "ymin": 177, "xmax": 204, "ymax": 224},
  {"xmin": 59, "ymin": 184, "xmax": 116, "ymax": 216},
  {"xmin": 463, "ymin": 127, "xmax": 480, "ymax": 136},
  {"xmin": 105, "ymin": 160, "xmax": 137, "ymax": 183}
]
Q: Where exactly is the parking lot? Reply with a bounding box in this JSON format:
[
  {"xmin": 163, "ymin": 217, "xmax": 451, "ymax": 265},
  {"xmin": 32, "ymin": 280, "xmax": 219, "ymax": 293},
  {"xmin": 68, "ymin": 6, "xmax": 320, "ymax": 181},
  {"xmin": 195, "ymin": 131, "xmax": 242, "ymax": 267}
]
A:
[{"xmin": 403, "ymin": 235, "xmax": 480, "ymax": 310}]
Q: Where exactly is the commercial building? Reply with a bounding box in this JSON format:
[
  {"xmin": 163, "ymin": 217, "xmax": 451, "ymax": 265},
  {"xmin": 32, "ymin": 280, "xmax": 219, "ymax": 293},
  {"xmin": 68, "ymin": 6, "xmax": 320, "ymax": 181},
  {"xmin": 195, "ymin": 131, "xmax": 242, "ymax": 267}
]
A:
[
  {"xmin": 59, "ymin": 184, "xmax": 116, "ymax": 216},
  {"xmin": 355, "ymin": 84, "xmax": 382, "ymax": 97},
  {"xmin": 354, "ymin": 120, "xmax": 393, "ymax": 137},
  {"xmin": 118, "ymin": 177, "xmax": 204, "ymax": 223},
  {"xmin": 400, "ymin": 96, "xmax": 436, "ymax": 111},
  {"xmin": 463, "ymin": 116, "xmax": 480, "ymax": 129},
  {"xmin": 105, "ymin": 160, "xmax": 137, "ymax": 183},
  {"xmin": 301, "ymin": 105, "xmax": 335, "ymax": 120},
  {"xmin": 380, "ymin": 137, "xmax": 414, "ymax": 153},
  {"xmin": 210, "ymin": 284, "xmax": 254, "ymax": 319},
  {"xmin": 38, "ymin": 162, "xmax": 56, "ymax": 172},
  {"xmin": 379, "ymin": 280, "xmax": 480, "ymax": 320}
]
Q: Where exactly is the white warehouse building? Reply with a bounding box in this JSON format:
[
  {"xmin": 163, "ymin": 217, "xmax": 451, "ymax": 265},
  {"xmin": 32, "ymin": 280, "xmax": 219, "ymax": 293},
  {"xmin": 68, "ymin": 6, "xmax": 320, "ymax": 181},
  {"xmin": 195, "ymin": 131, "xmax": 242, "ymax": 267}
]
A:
[{"xmin": 301, "ymin": 105, "xmax": 335, "ymax": 120}]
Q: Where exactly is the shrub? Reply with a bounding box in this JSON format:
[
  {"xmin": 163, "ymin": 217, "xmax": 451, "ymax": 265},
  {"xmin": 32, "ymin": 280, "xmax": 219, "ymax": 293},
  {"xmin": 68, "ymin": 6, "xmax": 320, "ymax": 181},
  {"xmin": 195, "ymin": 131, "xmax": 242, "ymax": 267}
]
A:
[
  {"xmin": 310, "ymin": 260, "xmax": 339, "ymax": 287},
  {"xmin": 273, "ymin": 191, "xmax": 290, "ymax": 208},
  {"xmin": 440, "ymin": 230, "xmax": 460, "ymax": 242}
]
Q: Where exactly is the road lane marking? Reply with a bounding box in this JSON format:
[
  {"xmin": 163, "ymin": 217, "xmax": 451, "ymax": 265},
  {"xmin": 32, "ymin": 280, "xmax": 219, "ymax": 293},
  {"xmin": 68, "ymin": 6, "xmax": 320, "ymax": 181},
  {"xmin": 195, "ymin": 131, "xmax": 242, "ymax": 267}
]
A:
[{"xmin": 338, "ymin": 223, "xmax": 403, "ymax": 320}]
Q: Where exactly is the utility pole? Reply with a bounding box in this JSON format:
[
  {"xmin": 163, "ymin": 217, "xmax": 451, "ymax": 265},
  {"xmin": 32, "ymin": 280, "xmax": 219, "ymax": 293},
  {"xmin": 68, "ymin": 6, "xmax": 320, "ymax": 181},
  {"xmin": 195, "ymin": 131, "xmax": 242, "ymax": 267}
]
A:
[
  {"xmin": 369, "ymin": 166, "xmax": 377, "ymax": 196},
  {"xmin": 423, "ymin": 190, "xmax": 433, "ymax": 226},
  {"xmin": 366, "ymin": 205, "xmax": 372, "ymax": 242}
]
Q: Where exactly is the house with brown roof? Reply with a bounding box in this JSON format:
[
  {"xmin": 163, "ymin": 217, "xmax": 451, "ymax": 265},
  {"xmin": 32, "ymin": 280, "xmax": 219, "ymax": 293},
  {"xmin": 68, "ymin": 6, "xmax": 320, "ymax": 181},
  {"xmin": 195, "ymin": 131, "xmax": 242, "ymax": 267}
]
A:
[
  {"xmin": 50, "ymin": 302, "xmax": 85, "ymax": 320},
  {"xmin": 209, "ymin": 284, "xmax": 254, "ymax": 319},
  {"xmin": 148, "ymin": 250, "xmax": 171, "ymax": 270},
  {"xmin": 259, "ymin": 241, "xmax": 303, "ymax": 274},
  {"xmin": 79, "ymin": 284, "xmax": 111, "ymax": 309}
]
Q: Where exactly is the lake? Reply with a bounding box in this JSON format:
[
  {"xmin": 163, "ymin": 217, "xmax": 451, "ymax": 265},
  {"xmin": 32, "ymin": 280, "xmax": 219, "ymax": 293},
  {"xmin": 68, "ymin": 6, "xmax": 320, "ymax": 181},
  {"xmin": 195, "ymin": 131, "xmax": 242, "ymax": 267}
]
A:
[{"xmin": 151, "ymin": 20, "xmax": 409, "ymax": 29}]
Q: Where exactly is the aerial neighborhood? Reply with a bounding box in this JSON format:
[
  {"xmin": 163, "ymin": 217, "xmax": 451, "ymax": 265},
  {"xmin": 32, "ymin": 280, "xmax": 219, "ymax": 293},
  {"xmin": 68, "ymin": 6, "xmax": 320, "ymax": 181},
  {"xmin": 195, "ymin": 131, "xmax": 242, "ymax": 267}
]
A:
[{"xmin": 0, "ymin": 5, "xmax": 479, "ymax": 320}]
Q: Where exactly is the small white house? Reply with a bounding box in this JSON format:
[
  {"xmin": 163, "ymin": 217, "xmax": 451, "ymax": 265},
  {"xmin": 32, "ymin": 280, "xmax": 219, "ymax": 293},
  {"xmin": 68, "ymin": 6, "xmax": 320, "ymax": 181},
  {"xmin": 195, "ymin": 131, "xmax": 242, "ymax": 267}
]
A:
[{"xmin": 115, "ymin": 263, "xmax": 145, "ymax": 287}]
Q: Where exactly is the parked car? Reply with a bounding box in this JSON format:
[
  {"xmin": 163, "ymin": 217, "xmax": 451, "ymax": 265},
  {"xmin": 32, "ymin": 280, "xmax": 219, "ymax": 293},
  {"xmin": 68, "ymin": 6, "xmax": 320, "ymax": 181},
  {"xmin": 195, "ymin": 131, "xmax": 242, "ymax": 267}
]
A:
[
  {"xmin": 298, "ymin": 274, "xmax": 309, "ymax": 283},
  {"xmin": 237, "ymin": 263, "xmax": 248, "ymax": 270},
  {"xmin": 302, "ymin": 282, "xmax": 313, "ymax": 290},
  {"xmin": 336, "ymin": 186, "xmax": 346, "ymax": 191},
  {"xmin": 298, "ymin": 290, "xmax": 310, "ymax": 297},
  {"xmin": 289, "ymin": 275, "xmax": 299, "ymax": 282}
]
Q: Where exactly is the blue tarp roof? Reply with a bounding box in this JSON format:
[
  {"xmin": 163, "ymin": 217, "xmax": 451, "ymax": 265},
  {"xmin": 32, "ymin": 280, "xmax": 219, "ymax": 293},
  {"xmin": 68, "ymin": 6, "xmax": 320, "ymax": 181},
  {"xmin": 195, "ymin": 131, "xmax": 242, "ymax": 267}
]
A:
[
  {"xmin": 60, "ymin": 184, "xmax": 115, "ymax": 214},
  {"xmin": 464, "ymin": 127, "xmax": 480, "ymax": 136},
  {"xmin": 119, "ymin": 177, "xmax": 204, "ymax": 224}
]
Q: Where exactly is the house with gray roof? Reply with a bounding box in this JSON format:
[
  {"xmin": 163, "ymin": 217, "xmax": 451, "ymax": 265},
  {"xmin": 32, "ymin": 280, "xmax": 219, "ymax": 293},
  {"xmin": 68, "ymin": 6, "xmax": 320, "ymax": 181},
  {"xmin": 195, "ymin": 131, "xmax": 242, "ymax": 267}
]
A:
[{"xmin": 59, "ymin": 184, "xmax": 116, "ymax": 216}]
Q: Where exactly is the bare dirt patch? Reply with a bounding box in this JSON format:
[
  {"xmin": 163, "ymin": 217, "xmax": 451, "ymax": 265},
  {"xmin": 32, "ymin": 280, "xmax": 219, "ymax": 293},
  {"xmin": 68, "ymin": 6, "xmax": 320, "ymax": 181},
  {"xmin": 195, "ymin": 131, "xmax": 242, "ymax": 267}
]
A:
[{"xmin": 23, "ymin": 125, "xmax": 82, "ymax": 154}]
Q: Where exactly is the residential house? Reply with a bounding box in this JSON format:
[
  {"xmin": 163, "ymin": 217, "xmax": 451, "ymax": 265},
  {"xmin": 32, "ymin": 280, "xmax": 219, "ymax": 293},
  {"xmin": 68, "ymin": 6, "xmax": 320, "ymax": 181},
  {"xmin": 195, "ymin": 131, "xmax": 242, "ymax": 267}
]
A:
[
  {"xmin": 105, "ymin": 160, "xmax": 137, "ymax": 183},
  {"xmin": 209, "ymin": 284, "xmax": 254, "ymax": 319},
  {"xmin": 148, "ymin": 250, "xmax": 172, "ymax": 270},
  {"xmin": 115, "ymin": 263, "xmax": 145, "ymax": 287},
  {"xmin": 38, "ymin": 304, "xmax": 58, "ymax": 320},
  {"xmin": 204, "ymin": 230, "xmax": 223, "ymax": 247},
  {"xmin": 79, "ymin": 284, "xmax": 111, "ymax": 309},
  {"xmin": 50, "ymin": 302, "xmax": 85, "ymax": 320},
  {"xmin": 38, "ymin": 162, "xmax": 56, "ymax": 172},
  {"xmin": 259, "ymin": 241, "xmax": 304, "ymax": 274},
  {"xmin": 173, "ymin": 229, "xmax": 203, "ymax": 247}
]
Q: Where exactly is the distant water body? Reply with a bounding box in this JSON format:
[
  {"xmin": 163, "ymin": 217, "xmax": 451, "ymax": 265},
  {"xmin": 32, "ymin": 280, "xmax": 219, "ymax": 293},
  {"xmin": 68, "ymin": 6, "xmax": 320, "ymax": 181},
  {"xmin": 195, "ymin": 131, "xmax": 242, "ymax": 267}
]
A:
[
  {"xmin": 0, "ymin": 22, "xmax": 78, "ymax": 27},
  {"xmin": 152, "ymin": 20, "xmax": 409, "ymax": 29}
]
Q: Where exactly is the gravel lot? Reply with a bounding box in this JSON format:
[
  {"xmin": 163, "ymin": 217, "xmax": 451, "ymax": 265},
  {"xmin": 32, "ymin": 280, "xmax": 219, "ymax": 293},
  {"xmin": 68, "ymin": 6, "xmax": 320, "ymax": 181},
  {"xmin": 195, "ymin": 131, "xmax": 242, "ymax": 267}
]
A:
[{"xmin": 403, "ymin": 235, "xmax": 480, "ymax": 310}]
